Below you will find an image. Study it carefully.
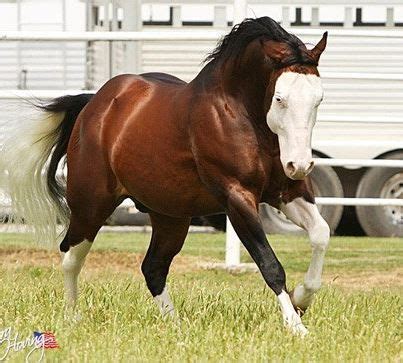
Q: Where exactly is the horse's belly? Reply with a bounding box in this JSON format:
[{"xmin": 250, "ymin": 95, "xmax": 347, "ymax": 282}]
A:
[{"xmin": 116, "ymin": 162, "xmax": 223, "ymax": 217}]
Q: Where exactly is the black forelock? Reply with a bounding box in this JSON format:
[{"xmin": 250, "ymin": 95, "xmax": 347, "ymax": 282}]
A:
[{"xmin": 204, "ymin": 16, "xmax": 317, "ymax": 68}]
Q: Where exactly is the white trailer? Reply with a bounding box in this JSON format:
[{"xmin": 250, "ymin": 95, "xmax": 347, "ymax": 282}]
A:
[{"xmin": 0, "ymin": 0, "xmax": 402, "ymax": 236}]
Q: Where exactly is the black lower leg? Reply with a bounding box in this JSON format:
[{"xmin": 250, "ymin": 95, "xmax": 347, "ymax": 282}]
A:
[
  {"xmin": 141, "ymin": 256, "xmax": 170, "ymax": 296},
  {"xmin": 141, "ymin": 213, "xmax": 190, "ymax": 297},
  {"xmin": 227, "ymin": 192, "xmax": 286, "ymax": 295},
  {"xmin": 240, "ymin": 224, "xmax": 286, "ymax": 295}
]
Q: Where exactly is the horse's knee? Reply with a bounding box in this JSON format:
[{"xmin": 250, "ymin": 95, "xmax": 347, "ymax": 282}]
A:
[{"xmin": 309, "ymin": 218, "xmax": 330, "ymax": 251}]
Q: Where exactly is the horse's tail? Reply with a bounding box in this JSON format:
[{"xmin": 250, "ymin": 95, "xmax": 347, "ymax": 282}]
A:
[{"xmin": 0, "ymin": 93, "xmax": 93, "ymax": 246}]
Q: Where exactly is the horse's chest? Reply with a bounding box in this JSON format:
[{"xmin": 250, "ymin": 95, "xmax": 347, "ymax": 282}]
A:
[{"xmin": 258, "ymin": 154, "xmax": 286, "ymax": 204}]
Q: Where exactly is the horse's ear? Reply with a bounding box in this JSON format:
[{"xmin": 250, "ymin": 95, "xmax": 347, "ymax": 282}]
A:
[{"xmin": 310, "ymin": 31, "xmax": 328, "ymax": 63}]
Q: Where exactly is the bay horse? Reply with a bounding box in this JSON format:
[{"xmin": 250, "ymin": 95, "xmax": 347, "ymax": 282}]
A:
[{"xmin": 1, "ymin": 17, "xmax": 329, "ymax": 335}]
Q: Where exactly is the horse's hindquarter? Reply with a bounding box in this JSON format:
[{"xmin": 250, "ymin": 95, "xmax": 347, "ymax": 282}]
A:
[{"xmin": 90, "ymin": 75, "xmax": 222, "ymax": 217}]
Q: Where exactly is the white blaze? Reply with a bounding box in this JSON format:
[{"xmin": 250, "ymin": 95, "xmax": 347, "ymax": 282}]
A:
[{"xmin": 266, "ymin": 72, "xmax": 323, "ymax": 180}]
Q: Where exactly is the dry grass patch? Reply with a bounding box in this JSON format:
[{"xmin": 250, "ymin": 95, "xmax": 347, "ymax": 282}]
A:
[
  {"xmin": 0, "ymin": 247, "xmax": 213, "ymax": 274},
  {"xmin": 1, "ymin": 246, "xmax": 402, "ymax": 291}
]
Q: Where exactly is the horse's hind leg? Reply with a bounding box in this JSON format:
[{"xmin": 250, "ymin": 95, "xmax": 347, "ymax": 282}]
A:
[
  {"xmin": 280, "ymin": 197, "xmax": 330, "ymax": 314},
  {"xmin": 62, "ymin": 239, "xmax": 92, "ymax": 309},
  {"xmin": 141, "ymin": 212, "xmax": 190, "ymax": 317},
  {"xmin": 61, "ymin": 191, "xmax": 120, "ymax": 310}
]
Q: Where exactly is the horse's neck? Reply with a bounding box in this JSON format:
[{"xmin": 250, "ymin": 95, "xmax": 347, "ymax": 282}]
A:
[{"xmin": 215, "ymin": 44, "xmax": 272, "ymax": 124}]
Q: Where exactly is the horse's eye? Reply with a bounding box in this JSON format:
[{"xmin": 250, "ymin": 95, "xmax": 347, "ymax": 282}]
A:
[{"xmin": 275, "ymin": 96, "xmax": 282, "ymax": 103}]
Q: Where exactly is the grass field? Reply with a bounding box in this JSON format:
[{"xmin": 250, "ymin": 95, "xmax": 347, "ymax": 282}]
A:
[{"xmin": 0, "ymin": 232, "xmax": 401, "ymax": 362}]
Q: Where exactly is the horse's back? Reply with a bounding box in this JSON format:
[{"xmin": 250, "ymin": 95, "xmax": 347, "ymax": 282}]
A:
[{"xmin": 71, "ymin": 73, "xmax": 186, "ymax": 147}]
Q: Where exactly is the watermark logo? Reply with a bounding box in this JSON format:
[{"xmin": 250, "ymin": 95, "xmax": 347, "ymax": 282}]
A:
[{"xmin": 0, "ymin": 327, "xmax": 59, "ymax": 362}]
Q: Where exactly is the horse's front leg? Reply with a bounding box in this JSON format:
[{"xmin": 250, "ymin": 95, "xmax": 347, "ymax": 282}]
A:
[
  {"xmin": 280, "ymin": 197, "xmax": 330, "ymax": 314},
  {"xmin": 226, "ymin": 187, "xmax": 308, "ymax": 336}
]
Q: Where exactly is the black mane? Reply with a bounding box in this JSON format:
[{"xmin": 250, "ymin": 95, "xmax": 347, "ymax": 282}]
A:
[{"xmin": 205, "ymin": 17, "xmax": 317, "ymax": 68}]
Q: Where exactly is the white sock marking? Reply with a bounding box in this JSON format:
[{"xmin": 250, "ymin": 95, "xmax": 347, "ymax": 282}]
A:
[
  {"xmin": 280, "ymin": 198, "xmax": 330, "ymax": 309},
  {"xmin": 277, "ymin": 290, "xmax": 308, "ymax": 336},
  {"xmin": 62, "ymin": 240, "xmax": 92, "ymax": 309},
  {"xmin": 154, "ymin": 286, "xmax": 175, "ymax": 318}
]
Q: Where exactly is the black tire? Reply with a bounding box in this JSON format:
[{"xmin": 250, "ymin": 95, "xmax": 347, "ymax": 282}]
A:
[
  {"xmin": 356, "ymin": 151, "xmax": 403, "ymax": 237},
  {"xmin": 260, "ymin": 161, "xmax": 344, "ymax": 235}
]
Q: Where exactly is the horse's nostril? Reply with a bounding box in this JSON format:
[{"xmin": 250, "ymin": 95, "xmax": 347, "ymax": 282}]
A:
[
  {"xmin": 306, "ymin": 161, "xmax": 315, "ymax": 174},
  {"xmin": 286, "ymin": 161, "xmax": 296, "ymax": 174},
  {"xmin": 286, "ymin": 160, "xmax": 314, "ymax": 178}
]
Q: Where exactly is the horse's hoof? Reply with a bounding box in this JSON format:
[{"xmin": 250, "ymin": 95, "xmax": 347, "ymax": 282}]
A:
[
  {"xmin": 290, "ymin": 322, "xmax": 309, "ymax": 337},
  {"xmin": 289, "ymin": 286, "xmax": 313, "ymax": 316},
  {"xmin": 283, "ymin": 313, "xmax": 309, "ymax": 337},
  {"xmin": 64, "ymin": 309, "xmax": 82, "ymax": 323},
  {"xmin": 295, "ymin": 305, "xmax": 307, "ymax": 317},
  {"xmin": 289, "ymin": 288, "xmax": 305, "ymax": 315}
]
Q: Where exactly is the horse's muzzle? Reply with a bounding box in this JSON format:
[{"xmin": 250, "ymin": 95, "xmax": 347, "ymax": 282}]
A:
[{"xmin": 285, "ymin": 160, "xmax": 315, "ymax": 180}]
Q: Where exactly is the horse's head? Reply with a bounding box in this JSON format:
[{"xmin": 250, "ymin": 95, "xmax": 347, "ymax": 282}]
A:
[{"xmin": 264, "ymin": 33, "xmax": 327, "ymax": 180}]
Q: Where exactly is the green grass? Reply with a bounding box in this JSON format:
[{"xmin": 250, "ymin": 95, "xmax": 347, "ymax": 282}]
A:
[{"xmin": 0, "ymin": 232, "xmax": 402, "ymax": 362}]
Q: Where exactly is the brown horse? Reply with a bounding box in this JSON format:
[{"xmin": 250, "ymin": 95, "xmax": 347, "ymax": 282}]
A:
[{"xmin": 1, "ymin": 17, "xmax": 329, "ymax": 335}]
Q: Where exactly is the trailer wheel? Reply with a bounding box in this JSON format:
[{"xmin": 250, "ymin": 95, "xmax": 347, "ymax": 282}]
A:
[
  {"xmin": 356, "ymin": 151, "xmax": 403, "ymax": 237},
  {"xmin": 260, "ymin": 162, "xmax": 343, "ymax": 235}
]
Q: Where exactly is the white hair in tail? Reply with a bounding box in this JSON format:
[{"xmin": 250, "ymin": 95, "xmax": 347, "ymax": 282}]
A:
[{"xmin": 0, "ymin": 108, "xmax": 69, "ymax": 246}]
